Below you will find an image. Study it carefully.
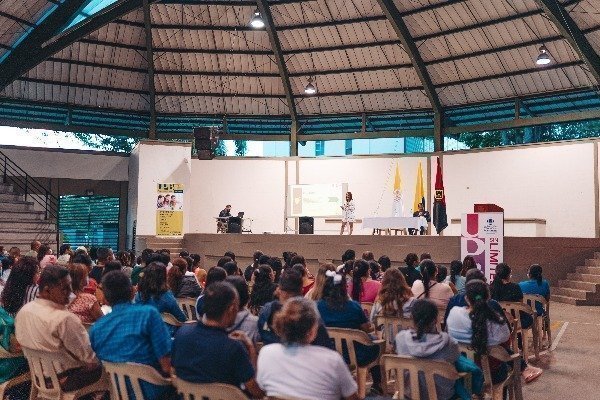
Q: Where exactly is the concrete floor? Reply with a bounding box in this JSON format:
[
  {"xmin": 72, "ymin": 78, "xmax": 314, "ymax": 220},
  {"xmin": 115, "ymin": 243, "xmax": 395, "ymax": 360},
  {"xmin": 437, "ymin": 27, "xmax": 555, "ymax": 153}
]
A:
[{"xmin": 522, "ymin": 302, "xmax": 600, "ymax": 400}]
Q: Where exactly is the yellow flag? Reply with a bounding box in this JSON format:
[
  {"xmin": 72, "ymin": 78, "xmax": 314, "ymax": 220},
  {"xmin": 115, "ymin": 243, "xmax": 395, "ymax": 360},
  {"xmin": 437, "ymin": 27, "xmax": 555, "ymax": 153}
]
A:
[
  {"xmin": 413, "ymin": 161, "xmax": 425, "ymax": 212},
  {"xmin": 393, "ymin": 163, "xmax": 401, "ymax": 191}
]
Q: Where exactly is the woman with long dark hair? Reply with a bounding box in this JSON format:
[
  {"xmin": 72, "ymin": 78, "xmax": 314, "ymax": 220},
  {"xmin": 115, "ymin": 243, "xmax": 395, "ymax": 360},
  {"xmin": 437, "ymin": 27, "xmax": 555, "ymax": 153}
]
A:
[
  {"xmin": 449, "ymin": 260, "xmax": 466, "ymax": 295},
  {"xmin": 248, "ymin": 265, "xmax": 277, "ymax": 314},
  {"xmin": 134, "ymin": 262, "xmax": 186, "ymax": 330},
  {"xmin": 167, "ymin": 257, "xmax": 202, "ymax": 298},
  {"xmin": 462, "ymin": 255, "xmax": 476, "ymax": 275},
  {"xmin": 317, "ymin": 272, "xmax": 383, "ymax": 394},
  {"xmin": 411, "ymin": 260, "xmax": 453, "ymax": 310},
  {"xmin": 395, "ymin": 299, "xmax": 463, "ymax": 400},
  {"xmin": 370, "ymin": 268, "xmax": 414, "ymax": 321},
  {"xmin": 400, "ymin": 253, "xmax": 422, "ymax": 286},
  {"xmin": 446, "ymin": 280, "xmax": 512, "ymax": 384},
  {"xmin": 1, "ymin": 257, "xmax": 40, "ymax": 316},
  {"xmin": 348, "ymin": 259, "xmax": 381, "ymax": 303}
]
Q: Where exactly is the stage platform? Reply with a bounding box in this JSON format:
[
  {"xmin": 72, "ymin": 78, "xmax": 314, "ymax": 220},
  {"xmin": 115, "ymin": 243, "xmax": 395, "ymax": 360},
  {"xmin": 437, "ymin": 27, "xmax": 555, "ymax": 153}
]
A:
[{"xmin": 182, "ymin": 234, "xmax": 600, "ymax": 285}]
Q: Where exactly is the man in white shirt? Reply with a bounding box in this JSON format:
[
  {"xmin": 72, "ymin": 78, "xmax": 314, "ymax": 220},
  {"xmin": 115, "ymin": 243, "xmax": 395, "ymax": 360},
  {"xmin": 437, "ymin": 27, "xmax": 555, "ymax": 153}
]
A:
[{"xmin": 15, "ymin": 265, "xmax": 106, "ymax": 392}]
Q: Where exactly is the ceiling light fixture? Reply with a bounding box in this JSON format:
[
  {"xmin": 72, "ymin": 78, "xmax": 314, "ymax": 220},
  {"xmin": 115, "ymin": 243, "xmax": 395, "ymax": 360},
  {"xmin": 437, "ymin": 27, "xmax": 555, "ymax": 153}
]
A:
[
  {"xmin": 304, "ymin": 77, "xmax": 317, "ymax": 95},
  {"xmin": 536, "ymin": 45, "xmax": 551, "ymax": 66},
  {"xmin": 249, "ymin": 10, "xmax": 265, "ymax": 29}
]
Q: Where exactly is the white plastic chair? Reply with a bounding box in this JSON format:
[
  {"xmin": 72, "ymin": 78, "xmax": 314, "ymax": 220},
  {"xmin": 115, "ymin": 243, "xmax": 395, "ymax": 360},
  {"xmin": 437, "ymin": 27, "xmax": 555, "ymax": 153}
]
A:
[
  {"xmin": 103, "ymin": 361, "xmax": 172, "ymax": 400},
  {"xmin": 176, "ymin": 298, "xmax": 198, "ymax": 321},
  {"xmin": 173, "ymin": 377, "xmax": 248, "ymax": 400},
  {"xmin": 22, "ymin": 347, "xmax": 109, "ymax": 400}
]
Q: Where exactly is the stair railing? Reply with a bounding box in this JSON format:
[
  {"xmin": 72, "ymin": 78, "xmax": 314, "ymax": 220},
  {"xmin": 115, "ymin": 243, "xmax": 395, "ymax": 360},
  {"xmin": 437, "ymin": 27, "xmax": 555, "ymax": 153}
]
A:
[{"xmin": 0, "ymin": 150, "xmax": 60, "ymax": 250}]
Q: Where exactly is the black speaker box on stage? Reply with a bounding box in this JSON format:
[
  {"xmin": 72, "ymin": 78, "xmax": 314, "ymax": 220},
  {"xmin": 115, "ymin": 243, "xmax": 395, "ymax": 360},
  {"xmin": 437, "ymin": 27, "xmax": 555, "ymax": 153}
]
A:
[
  {"xmin": 299, "ymin": 217, "xmax": 314, "ymax": 234},
  {"xmin": 227, "ymin": 217, "xmax": 242, "ymax": 233}
]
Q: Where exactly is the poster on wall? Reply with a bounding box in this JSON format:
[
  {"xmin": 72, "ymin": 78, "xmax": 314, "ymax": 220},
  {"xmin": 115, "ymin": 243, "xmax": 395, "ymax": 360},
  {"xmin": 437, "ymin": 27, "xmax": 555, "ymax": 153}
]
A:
[
  {"xmin": 460, "ymin": 213, "xmax": 504, "ymax": 281},
  {"xmin": 156, "ymin": 183, "xmax": 184, "ymax": 236}
]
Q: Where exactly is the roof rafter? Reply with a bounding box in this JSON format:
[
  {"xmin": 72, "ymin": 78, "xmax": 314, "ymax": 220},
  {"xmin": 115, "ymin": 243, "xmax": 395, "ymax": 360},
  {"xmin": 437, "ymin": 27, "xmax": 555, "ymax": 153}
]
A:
[
  {"xmin": 375, "ymin": 0, "xmax": 442, "ymax": 115},
  {"xmin": 533, "ymin": 0, "xmax": 600, "ymax": 84},
  {"xmin": 0, "ymin": 0, "xmax": 89, "ymax": 91},
  {"xmin": 0, "ymin": 0, "xmax": 162, "ymax": 92},
  {"xmin": 256, "ymin": 0, "xmax": 298, "ymax": 149}
]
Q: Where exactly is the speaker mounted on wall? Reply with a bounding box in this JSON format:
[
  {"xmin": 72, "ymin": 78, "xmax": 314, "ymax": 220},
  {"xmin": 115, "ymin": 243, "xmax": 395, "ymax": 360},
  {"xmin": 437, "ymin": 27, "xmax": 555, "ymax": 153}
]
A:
[{"xmin": 194, "ymin": 127, "xmax": 221, "ymax": 160}]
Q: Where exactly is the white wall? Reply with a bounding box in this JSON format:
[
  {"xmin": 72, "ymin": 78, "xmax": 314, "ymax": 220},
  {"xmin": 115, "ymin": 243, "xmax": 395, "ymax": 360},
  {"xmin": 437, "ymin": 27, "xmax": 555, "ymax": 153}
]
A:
[
  {"xmin": 0, "ymin": 145, "xmax": 128, "ymax": 181},
  {"xmin": 189, "ymin": 159, "xmax": 286, "ymax": 234},
  {"xmin": 438, "ymin": 142, "xmax": 596, "ymax": 237},
  {"xmin": 127, "ymin": 146, "xmax": 140, "ymax": 247},
  {"xmin": 134, "ymin": 141, "xmax": 192, "ymax": 236},
  {"xmin": 297, "ymin": 157, "xmax": 428, "ymax": 234}
]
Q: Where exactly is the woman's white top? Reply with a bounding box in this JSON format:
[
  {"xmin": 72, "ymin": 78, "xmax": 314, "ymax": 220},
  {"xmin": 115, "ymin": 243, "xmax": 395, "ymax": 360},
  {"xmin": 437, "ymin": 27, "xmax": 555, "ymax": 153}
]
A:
[{"xmin": 341, "ymin": 200, "xmax": 356, "ymax": 222}]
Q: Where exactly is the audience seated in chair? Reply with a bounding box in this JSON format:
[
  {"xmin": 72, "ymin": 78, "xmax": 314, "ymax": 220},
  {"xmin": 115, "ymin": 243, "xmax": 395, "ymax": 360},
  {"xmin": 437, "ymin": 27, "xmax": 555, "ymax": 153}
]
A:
[
  {"xmin": 134, "ymin": 262, "xmax": 187, "ymax": 334},
  {"xmin": 168, "ymin": 257, "xmax": 202, "ymax": 298},
  {"xmin": 447, "ymin": 280, "xmax": 543, "ymax": 386},
  {"xmin": 316, "ymin": 271, "xmax": 383, "ymax": 395},
  {"xmin": 248, "ymin": 265, "xmax": 277, "ymax": 315},
  {"xmin": 347, "ymin": 259, "xmax": 382, "ymax": 303},
  {"xmin": 257, "ymin": 298, "xmax": 359, "ymax": 400},
  {"xmin": 90, "ymin": 270, "xmax": 175, "ymax": 400},
  {"xmin": 195, "ymin": 267, "xmax": 227, "ymax": 318},
  {"xmin": 171, "ymin": 282, "xmax": 264, "ymax": 399},
  {"xmin": 225, "ymin": 276, "xmax": 260, "ymax": 344},
  {"xmin": 15, "ymin": 265, "xmax": 105, "ymax": 393},
  {"xmin": 369, "ymin": 268, "xmax": 415, "ymax": 323},
  {"xmin": 411, "ymin": 260, "xmax": 454, "ymax": 311},
  {"xmin": 519, "ymin": 264, "xmax": 550, "ymax": 317},
  {"xmin": 395, "ymin": 299, "xmax": 479, "ymax": 400},
  {"xmin": 66, "ymin": 263, "xmax": 103, "ymax": 324},
  {"xmin": 258, "ymin": 268, "xmax": 332, "ymax": 348},
  {"xmin": 1, "ymin": 257, "xmax": 40, "ymax": 317},
  {"xmin": 400, "ymin": 253, "xmax": 422, "ymax": 287}
]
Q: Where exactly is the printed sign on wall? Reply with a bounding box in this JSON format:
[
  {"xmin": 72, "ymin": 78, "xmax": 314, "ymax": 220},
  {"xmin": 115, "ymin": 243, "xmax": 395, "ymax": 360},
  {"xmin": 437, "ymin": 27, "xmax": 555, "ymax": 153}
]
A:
[
  {"xmin": 460, "ymin": 213, "xmax": 504, "ymax": 281},
  {"xmin": 156, "ymin": 183, "xmax": 184, "ymax": 236}
]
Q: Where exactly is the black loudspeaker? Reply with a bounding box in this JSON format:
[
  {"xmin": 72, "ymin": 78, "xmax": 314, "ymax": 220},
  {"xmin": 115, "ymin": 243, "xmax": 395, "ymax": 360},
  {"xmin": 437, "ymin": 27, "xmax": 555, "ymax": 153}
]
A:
[
  {"xmin": 194, "ymin": 127, "xmax": 219, "ymax": 160},
  {"xmin": 299, "ymin": 217, "xmax": 314, "ymax": 234},
  {"xmin": 227, "ymin": 217, "xmax": 242, "ymax": 233}
]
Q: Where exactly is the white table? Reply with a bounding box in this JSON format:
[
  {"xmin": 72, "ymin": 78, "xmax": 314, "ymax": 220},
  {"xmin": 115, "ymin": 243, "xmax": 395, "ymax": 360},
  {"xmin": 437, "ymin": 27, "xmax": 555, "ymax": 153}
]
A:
[{"xmin": 362, "ymin": 216, "xmax": 427, "ymax": 234}]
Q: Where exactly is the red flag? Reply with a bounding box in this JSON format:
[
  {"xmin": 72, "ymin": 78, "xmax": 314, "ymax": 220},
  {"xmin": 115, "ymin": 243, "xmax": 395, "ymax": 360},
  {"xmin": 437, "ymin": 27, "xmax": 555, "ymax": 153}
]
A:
[{"xmin": 433, "ymin": 157, "xmax": 448, "ymax": 233}]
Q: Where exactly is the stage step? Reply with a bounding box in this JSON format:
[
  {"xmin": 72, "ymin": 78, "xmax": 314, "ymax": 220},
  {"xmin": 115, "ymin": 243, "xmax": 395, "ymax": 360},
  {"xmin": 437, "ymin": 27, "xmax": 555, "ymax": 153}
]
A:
[
  {"xmin": 567, "ymin": 272, "xmax": 600, "ymax": 284},
  {"xmin": 558, "ymin": 279, "xmax": 600, "ymax": 292},
  {"xmin": 552, "ymin": 251, "xmax": 600, "ymax": 306},
  {"xmin": 575, "ymin": 266, "xmax": 600, "ymax": 275},
  {"xmin": 550, "ymin": 294, "xmax": 580, "ymax": 305}
]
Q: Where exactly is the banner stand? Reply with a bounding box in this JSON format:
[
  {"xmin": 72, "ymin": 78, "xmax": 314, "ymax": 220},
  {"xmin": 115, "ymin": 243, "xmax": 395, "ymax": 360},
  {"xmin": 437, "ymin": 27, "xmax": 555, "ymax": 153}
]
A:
[{"xmin": 460, "ymin": 212, "xmax": 504, "ymax": 282}]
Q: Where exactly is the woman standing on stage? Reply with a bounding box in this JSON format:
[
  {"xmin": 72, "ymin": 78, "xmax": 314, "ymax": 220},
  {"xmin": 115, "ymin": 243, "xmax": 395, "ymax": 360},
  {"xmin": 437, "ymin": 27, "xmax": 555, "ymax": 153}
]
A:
[{"xmin": 340, "ymin": 192, "xmax": 356, "ymax": 235}]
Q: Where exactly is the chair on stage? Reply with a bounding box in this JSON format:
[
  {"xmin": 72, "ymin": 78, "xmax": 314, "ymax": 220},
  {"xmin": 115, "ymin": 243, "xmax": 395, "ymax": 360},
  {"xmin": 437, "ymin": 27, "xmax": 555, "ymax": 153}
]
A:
[{"xmin": 216, "ymin": 218, "xmax": 228, "ymax": 233}]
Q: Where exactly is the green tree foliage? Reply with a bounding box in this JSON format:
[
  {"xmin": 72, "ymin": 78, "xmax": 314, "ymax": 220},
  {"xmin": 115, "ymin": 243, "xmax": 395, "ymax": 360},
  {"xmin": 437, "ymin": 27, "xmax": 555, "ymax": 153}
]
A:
[
  {"xmin": 69, "ymin": 132, "xmax": 138, "ymax": 152},
  {"xmin": 213, "ymin": 140, "xmax": 227, "ymax": 156},
  {"xmin": 457, "ymin": 119, "xmax": 600, "ymax": 149},
  {"xmin": 234, "ymin": 140, "xmax": 247, "ymax": 156}
]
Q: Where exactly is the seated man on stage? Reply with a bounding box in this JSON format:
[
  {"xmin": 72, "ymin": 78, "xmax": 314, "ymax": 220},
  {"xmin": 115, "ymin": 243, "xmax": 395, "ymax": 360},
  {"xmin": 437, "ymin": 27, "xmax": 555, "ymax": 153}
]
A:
[
  {"xmin": 217, "ymin": 204, "xmax": 232, "ymax": 233},
  {"xmin": 410, "ymin": 203, "xmax": 430, "ymax": 235}
]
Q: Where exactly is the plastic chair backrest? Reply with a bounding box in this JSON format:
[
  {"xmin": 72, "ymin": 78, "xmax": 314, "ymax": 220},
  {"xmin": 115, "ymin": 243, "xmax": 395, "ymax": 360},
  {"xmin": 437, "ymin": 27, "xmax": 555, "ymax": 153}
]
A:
[
  {"xmin": 22, "ymin": 347, "xmax": 72, "ymax": 399},
  {"xmin": 177, "ymin": 298, "xmax": 198, "ymax": 321},
  {"xmin": 375, "ymin": 315, "xmax": 415, "ymax": 350},
  {"xmin": 360, "ymin": 302, "xmax": 373, "ymax": 318},
  {"xmin": 522, "ymin": 294, "xmax": 548, "ymax": 316},
  {"xmin": 103, "ymin": 361, "xmax": 172, "ymax": 400},
  {"xmin": 382, "ymin": 354, "xmax": 459, "ymax": 399},
  {"xmin": 326, "ymin": 327, "xmax": 374, "ymax": 370},
  {"xmin": 162, "ymin": 312, "xmax": 183, "ymax": 327},
  {"xmin": 173, "ymin": 377, "xmax": 248, "ymax": 400}
]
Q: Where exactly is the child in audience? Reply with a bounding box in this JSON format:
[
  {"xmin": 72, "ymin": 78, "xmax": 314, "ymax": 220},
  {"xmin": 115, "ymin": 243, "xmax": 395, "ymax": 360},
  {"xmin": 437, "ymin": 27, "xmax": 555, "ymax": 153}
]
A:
[
  {"xmin": 67, "ymin": 263, "xmax": 103, "ymax": 324},
  {"xmin": 395, "ymin": 299, "xmax": 478, "ymax": 400},
  {"xmin": 257, "ymin": 298, "xmax": 359, "ymax": 400},
  {"xmin": 411, "ymin": 260, "xmax": 454, "ymax": 310}
]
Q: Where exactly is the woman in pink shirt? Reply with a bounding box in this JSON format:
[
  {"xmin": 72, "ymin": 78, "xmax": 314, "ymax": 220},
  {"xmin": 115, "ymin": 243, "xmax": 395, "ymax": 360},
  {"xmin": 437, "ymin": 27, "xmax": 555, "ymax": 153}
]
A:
[
  {"xmin": 411, "ymin": 260, "xmax": 454, "ymax": 310},
  {"xmin": 348, "ymin": 259, "xmax": 381, "ymax": 303}
]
